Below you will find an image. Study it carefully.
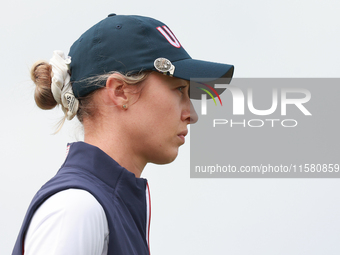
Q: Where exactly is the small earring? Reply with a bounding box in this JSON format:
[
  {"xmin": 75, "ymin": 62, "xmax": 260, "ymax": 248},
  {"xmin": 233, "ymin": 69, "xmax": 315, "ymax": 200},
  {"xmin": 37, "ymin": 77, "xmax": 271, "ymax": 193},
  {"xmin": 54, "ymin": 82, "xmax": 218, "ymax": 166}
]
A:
[{"xmin": 122, "ymin": 105, "xmax": 127, "ymax": 109}]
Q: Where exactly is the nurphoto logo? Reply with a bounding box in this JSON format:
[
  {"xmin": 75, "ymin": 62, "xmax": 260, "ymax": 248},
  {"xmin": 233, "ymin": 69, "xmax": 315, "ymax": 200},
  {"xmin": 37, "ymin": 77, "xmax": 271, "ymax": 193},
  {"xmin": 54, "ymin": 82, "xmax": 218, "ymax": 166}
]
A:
[
  {"xmin": 198, "ymin": 81, "xmax": 312, "ymax": 128},
  {"xmin": 200, "ymin": 84, "xmax": 311, "ymax": 116}
]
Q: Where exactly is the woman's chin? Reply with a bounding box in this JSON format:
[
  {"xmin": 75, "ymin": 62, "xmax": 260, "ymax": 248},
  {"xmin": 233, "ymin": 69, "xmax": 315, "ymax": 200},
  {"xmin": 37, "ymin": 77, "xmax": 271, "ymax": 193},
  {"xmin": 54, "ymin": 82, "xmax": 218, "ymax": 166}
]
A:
[{"xmin": 149, "ymin": 150, "xmax": 179, "ymax": 165}]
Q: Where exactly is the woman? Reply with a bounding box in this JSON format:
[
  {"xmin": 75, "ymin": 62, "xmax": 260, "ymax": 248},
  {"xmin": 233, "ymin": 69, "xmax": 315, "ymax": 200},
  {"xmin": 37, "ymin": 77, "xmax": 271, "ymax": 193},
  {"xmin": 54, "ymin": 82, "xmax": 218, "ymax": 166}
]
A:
[{"xmin": 12, "ymin": 14, "xmax": 234, "ymax": 255}]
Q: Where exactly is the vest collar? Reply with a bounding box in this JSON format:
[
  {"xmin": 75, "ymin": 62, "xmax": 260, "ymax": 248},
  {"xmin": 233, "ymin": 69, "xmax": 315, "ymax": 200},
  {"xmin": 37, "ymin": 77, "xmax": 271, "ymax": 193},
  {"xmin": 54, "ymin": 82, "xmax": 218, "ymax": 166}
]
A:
[{"xmin": 62, "ymin": 141, "xmax": 147, "ymax": 191}]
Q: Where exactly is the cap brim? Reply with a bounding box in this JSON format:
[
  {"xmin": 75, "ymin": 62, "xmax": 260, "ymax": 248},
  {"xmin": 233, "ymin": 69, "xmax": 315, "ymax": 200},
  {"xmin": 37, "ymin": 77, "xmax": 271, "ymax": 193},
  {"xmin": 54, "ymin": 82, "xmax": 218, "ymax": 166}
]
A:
[{"xmin": 172, "ymin": 58, "xmax": 234, "ymax": 99}]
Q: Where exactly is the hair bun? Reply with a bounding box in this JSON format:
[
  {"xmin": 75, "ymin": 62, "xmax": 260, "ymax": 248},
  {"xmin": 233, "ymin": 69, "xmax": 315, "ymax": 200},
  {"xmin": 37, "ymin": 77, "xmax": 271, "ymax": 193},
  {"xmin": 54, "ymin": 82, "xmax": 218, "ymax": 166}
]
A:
[{"xmin": 31, "ymin": 61, "xmax": 57, "ymax": 110}]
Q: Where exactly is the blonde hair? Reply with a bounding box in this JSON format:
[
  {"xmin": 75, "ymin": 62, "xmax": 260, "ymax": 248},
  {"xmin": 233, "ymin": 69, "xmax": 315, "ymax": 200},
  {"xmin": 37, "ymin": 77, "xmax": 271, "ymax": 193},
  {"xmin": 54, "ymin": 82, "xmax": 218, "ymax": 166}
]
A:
[
  {"xmin": 31, "ymin": 61, "xmax": 149, "ymax": 127},
  {"xmin": 31, "ymin": 61, "xmax": 56, "ymax": 110}
]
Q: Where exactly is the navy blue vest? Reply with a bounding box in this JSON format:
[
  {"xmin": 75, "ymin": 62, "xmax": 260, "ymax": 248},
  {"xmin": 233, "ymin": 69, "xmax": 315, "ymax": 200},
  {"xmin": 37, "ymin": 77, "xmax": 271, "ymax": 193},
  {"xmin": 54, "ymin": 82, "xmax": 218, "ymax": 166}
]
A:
[{"xmin": 12, "ymin": 142, "xmax": 150, "ymax": 255}]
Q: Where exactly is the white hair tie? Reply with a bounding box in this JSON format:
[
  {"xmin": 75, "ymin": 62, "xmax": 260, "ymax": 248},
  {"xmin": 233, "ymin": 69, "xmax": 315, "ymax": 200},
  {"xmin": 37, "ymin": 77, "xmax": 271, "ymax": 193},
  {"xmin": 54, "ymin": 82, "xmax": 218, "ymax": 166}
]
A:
[{"xmin": 50, "ymin": 50, "xmax": 79, "ymax": 120}]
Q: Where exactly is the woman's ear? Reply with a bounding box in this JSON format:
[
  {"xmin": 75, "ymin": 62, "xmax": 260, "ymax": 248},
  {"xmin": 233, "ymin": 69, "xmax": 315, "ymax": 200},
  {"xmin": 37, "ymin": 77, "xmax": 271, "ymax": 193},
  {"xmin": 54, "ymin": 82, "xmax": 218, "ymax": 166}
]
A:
[{"xmin": 106, "ymin": 74, "xmax": 129, "ymax": 108}]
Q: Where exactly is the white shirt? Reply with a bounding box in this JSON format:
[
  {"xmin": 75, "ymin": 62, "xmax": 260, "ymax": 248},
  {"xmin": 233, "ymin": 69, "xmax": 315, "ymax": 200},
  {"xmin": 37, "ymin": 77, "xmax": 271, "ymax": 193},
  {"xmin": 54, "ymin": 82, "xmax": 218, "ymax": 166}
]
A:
[{"xmin": 24, "ymin": 189, "xmax": 109, "ymax": 255}]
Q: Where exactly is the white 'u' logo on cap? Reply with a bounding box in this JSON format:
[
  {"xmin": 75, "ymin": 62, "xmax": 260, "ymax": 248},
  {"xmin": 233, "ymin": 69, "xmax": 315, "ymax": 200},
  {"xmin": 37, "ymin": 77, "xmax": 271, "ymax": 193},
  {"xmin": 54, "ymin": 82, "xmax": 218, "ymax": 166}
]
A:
[{"xmin": 156, "ymin": 26, "xmax": 181, "ymax": 48}]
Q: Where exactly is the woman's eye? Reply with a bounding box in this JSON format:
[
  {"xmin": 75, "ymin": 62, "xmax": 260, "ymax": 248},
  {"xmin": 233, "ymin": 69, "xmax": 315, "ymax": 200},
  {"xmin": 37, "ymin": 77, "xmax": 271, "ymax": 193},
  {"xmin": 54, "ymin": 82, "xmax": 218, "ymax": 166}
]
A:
[{"xmin": 177, "ymin": 86, "xmax": 186, "ymax": 92}]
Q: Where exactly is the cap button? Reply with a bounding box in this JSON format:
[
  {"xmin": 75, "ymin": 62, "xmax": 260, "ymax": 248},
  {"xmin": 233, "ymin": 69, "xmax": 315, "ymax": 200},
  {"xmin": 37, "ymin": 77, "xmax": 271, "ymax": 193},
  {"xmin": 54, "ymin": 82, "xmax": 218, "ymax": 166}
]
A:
[{"xmin": 108, "ymin": 13, "xmax": 116, "ymax": 17}]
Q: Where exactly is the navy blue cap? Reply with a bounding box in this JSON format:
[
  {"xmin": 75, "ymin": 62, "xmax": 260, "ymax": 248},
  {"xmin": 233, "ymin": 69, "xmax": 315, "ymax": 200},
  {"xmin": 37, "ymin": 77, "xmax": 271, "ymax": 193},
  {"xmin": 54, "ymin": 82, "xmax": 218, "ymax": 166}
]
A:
[{"xmin": 69, "ymin": 14, "xmax": 234, "ymax": 99}]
